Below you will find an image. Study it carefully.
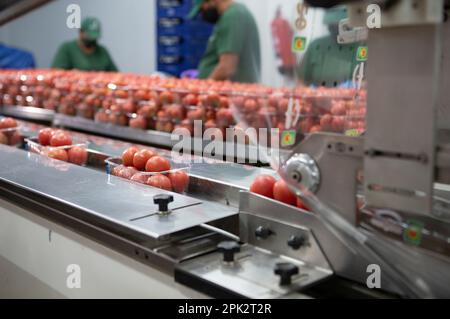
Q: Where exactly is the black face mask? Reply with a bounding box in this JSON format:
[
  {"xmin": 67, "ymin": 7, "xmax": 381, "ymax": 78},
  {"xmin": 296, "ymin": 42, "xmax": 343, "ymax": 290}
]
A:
[
  {"xmin": 83, "ymin": 39, "xmax": 97, "ymax": 49},
  {"xmin": 202, "ymin": 7, "xmax": 220, "ymax": 24}
]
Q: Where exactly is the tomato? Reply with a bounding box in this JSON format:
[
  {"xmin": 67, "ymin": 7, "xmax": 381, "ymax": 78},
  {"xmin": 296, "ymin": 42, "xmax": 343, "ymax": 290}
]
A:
[
  {"xmin": 50, "ymin": 131, "xmax": 72, "ymax": 147},
  {"xmin": 219, "ymin": 96, "xmax": 229, "ymax": 108},
  {"xmin": 122, "ymin": 146, "xmax": 139, "ymax": 167},
  {"xmin": 296, "ymin": 197, "xmax": 310, "ymax": 211},
  {"xmin": 273, "ymin": 180, "xmax": 297, "ymax": 205},
  {"xmin": 47, "ymin": 148, "xmax": 68, "ymax": 162},
  {"xmin": 216, "ymin": 108, "xmax": 233, "ymax": 127},
  {"xmin": 122, "ymin": 100, "xmax": 136, "ymax": 113},
  {"xmin": 130, "ymin": 172, "xmax": 148, "ymax": 184},
  {"xmin": 244, "ymin": 99, "xmax": 258, "ymax": 113},
  {"xmin": 166, "ymin": 104, "xmax": 184, "ymax": 121},
  {"xmin": 0, "ymin": 117, "xmax": 17, "ymax": 129},
  {"xmin": 112, "ymin": 165, "xmax": 125, "ymax": 177},
  {"xmin": 129, "ymin": 116, "xmax": 147, "ymax": 130},
  {"xmin": 146, "ymin": 174, "xmax": 172, "ymax": 191},
  {"xmin": 174, "ymin": 119, "xmax": 194, "ymax": 135},
  {"xmin": 38, "ymin": 128, "xmax": 54, "ymax": 146},
  {"xmin": 278, "ymin": 98, "xmax": 289, "ymax": 113},
  {"xmin": 310, "ymin": 125, "xmax": 322, "ymax": 133},
  {"xmin": 67, "ymin": 146, "xmax": 88, "ymax": 165},
  {"xmin": 133, "ymin": 149, "xmax": 155, "ymax": 170},
  {"xmin": 0, "ymin": 132, "xmax": 7, "ymax": 145},
  {"xmin": 145, "ymin": 155, "xmax": 171, "ymax": 172},
  {"xmin": 207, "ymin": 93, "xmax": 221, "ymax": 108},
  {"xmin": 183, "ymin": 93, "xmax": 198, "ymax": 106},
  {"xmin": 169, "ymin": 171, "xmax": 189, "ymax": 193},
  {"xmin": 319, "ymin": 114, "xmax": 332, "ymax": 130},
  {"xmin": 95, "ymin": 110, "xmax": 109, "ymax": 123},
  {"xmin": 119, "ymin": 167, "xmax": 138, "ymax": 180},
  {"xmin": 250, "ymin": 175, "xmax": 277, "ymax": 199},
  {"xmin": 159, "ymin": 91, "xmax": 173, "ymax": 105},
  {"xmin": 155, "ymin": 120, "xmax": 174, "ymax": 133},
  {"xmin": 137, "ymin": 102, "xmax": 158, "ymax": 118}
]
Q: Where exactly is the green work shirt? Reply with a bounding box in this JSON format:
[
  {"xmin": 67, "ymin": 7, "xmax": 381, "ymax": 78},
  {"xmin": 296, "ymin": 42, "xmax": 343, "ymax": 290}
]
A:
[
  {"xmin": 297, "ymin": 35, "xmax": 364, "ymax": 87},
  {"xmin": 198, "ymin": 3, "xmax": 261, "ymax": 83},
  {"xmin": 52, "ymin": 40, "xmax": 118, "ymax": 72}
]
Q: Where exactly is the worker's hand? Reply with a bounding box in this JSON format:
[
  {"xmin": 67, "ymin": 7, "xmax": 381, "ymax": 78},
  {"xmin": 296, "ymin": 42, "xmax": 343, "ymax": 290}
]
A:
[{"xmin": 180, "ymin": 69, "xmax": 199, "ymax": 79}]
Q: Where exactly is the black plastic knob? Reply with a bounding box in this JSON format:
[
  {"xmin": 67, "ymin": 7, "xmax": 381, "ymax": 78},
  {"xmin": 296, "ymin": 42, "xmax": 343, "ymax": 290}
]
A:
[
  {"xmin": 274, "ymin": 262, "xmax": 299, "ymax": 286},
  {"xmin": 153, "ymin": 194, "xmax": 174, "ymax": 213},
  {"xmin": 255, "ymin": 226, "xmax": 272, "ymax": 239},
  {"xmin": 287, "ymin": 235, "xmax": 306, "ymax": 250},
  {"xmin": 217, "ymin": 241, "xmax": 241, "ymax": 262}
]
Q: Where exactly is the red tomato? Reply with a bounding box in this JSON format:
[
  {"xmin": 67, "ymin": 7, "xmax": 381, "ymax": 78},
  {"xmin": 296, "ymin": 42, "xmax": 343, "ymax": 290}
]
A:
[
  {"xmin": 47, "ymin": 148, "xmax": 68, "ymax": 162},
  {"xmin": 112, "ymin": 165, "xmax": 125, "ymax": 177},
  {"xmin": 131, "ymin": 115, "xmax": 149, "ymax": 128},
  {"xmin": 273, "ymin": 180, "xmax": 297, "ymax": 205},
  {"xmin": 0, "ymin": 132, "xmax": 7, "ymax": 145},
  {"xmin": 250, "ymin": 175, "xmax": 277, "ymax": 199},
  {"xmin": 310, "ymin": 125, "xmax": 322, "ymax": 133},
  {"xmin": 145, "ymin": 155, "xmax": 171, "ymax": 172},
  {"xmin": 50, "ymin": 132, "xmax": 72, "ymax": 147},
  {"xmin": 38, "ymin": 128, "xmax": 55, "ymax": 146},
  {"xmin": 122, "ymin": 146, "xmax": 139, "ymax": 167},
  {"xmin": 296, "ymin": 197, "xmax": 310, "ymax": 211},
  {"xmin": 146, "ymin": 174, "xmax": 172, "ymax": 191},
  {"xmin": 159, "ymin": 91, "xmax": 173, "ymax": 105},
  {"xmin": 67, "ymin": 146, "xmax": 88, "ymax": 165},
  {"xmin": 183, "ymin": 93, "xmax": 198, "ymax": 106},
  {"xmin": 169, "ymin": 171, "xmax": 189, "ymax": 193},
  {"xmin": 133, "ymin": 149, "xmax": 155, "ymax": 170},
  {"xmin": 130, "ymin": 172, "xmax": 148, "ymax": 184},
  {"xmin": 244, "ymin": 99, "xmax": 258, "ymax": 113},
  {"xmin": 120, "ymin": 167, "xmax": 138, "ymax": 180},
  {"xmin": 0, "ymin": 117, "xmax": 17, "ymax": 129}
]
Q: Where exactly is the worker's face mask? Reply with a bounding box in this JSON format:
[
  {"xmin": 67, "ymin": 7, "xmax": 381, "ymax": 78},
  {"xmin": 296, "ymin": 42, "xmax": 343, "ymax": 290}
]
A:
[
  {"xmin": 202, "ymin": 7, "xmax": 220, "ymax": 24},
  {"xmin": 83, "ymin": 39, "xmax": 97, "ymax": 49}
]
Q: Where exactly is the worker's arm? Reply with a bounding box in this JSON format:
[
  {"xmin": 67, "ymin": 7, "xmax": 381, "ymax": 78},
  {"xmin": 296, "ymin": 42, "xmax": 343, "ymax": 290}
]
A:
[
  {"xmin": 208, "ymin": 53, "xmax": 239, "ymax": 81},
  {"xmin": 51, "ymin": 43, "xmax": 71, "ymax": 70},
  {"xmin": 210, "ymin": 9, "xmax": 246, "ymax": 81}
]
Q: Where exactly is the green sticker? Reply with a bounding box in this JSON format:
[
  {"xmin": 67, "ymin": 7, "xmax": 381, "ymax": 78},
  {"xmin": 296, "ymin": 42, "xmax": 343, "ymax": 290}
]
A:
[
  {"xmin": 357, "ymin": 46, "xmax": 368, "ymax": 61},
  {"xmin": 403, "ymin": 220, "xmax": 424, "ymax": 246},
  {"xmin": 292, "ymin": 36, "xmax": 307, "ymax": 52},
  {"xmin": 345, "ymin": 129, "xmax": 362, "ymax": 137},
  {"xmin": 281, "ymin": 130, "xmax": 296, "ymax": 147}
]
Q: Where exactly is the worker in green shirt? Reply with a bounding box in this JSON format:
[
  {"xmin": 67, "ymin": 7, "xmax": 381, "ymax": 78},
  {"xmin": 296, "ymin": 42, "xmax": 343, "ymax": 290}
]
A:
[
  {"xmin": 188, "ymin": 0, "xmax": 261, "ymax": 83},
  {"xmin": 52, "ymin": 17, "xmax": 118, "ymax": 72},
  {"xmin": 297, "ymin": 6, "xmax": 364, "ymax": 87}
]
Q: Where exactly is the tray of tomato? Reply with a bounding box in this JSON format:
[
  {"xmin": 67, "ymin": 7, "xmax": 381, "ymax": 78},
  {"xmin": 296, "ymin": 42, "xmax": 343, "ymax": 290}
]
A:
[
  {"xmin": 105, "ymin": 146, "xmax": 190, "ymax": 193},
  {"xmin": 25, "ymin": 128, "xmax": 88, "ymax": 166},
  {"xmin": 0, "ymin": 117, "xmax": 23, "ymax": 147}
]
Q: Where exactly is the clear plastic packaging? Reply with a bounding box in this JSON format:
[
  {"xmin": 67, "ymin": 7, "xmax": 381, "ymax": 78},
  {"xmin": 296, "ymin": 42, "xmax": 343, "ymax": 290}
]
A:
[
  {"xmin": 105, "ymin": 156, "xmax": 191, "ymax": 194},
  {"xmin": 25, "ymin": 137, "xmax": 89, "ymax": 166},
  {"xmin": 0, "ymin": 126, "xmax": 23, "ymax": 147}
]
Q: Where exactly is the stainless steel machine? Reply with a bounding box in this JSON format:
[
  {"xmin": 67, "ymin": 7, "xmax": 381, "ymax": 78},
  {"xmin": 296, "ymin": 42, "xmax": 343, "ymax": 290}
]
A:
[
  {"xmin": 175, "ymin": 0, "xmax": 450, "ymax": 298},
  {"xmin": 0, "ymin": 0, "xmax": 449, "ymax": 299}
]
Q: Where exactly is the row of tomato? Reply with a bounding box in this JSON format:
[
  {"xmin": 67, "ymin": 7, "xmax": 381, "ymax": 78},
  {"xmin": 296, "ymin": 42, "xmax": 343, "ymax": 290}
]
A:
[{"xmin": 0, "ymin": 69, "xmax": 366, "ymax": 137}]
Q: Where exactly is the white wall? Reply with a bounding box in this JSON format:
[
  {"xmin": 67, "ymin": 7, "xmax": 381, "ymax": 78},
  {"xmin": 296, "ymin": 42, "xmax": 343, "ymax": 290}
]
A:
[
  {"xmin": 241, "ymin": 0, "xmax": 326, "ymax": 87},
  {"xmin": 0, "ymin": 0, "xmax": 326, "ymax": 86},
  {"xmin": 0, "ymin": 0, "xmax": 156, "ymax": 75}
]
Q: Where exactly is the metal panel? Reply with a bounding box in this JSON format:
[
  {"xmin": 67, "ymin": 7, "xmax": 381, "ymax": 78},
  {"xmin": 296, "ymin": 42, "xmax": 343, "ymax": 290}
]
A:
[
  {"xmin": 438, "ymin": 17, "xmax": 450, "ymax": 129},
  {"xmin": 176, "ymin": 244, "xmax": 332, "ymax": 299},
  {"xmin": 365, "ymin": 25, "xmax": 441, "ymax": 215},
  {"xmin": 0, "ymin": 145, "xmax": 236, "ymax": 238},
  {"xmin": 1, "ymin": 105, "xmax": 54, "ymax": 122}
]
